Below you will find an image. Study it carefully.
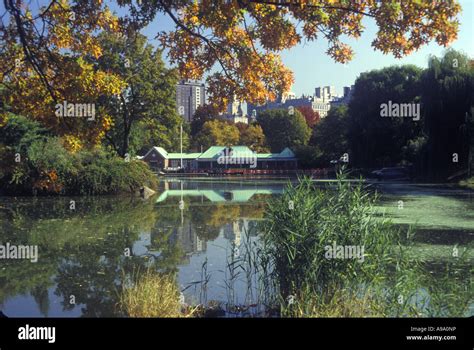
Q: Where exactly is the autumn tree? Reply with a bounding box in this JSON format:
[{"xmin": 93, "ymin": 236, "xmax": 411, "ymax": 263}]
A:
[
  {"xmin": 0, "ymin": 0, "xmax": 126, "ymax": 150},
  {"xmin": 194, "ymin": 119, "xmax": 240, "ymax": 150},
  {"xmin": 2, "ymin": 0, "xmax": 462, "ymax": 126},
  {"xmin": 297, "ymin": 105, "xmax": 320, "ymax": 128},
  {"xmin": 123, "ymin": 0, "xmax": 461, "ymax": 110}
]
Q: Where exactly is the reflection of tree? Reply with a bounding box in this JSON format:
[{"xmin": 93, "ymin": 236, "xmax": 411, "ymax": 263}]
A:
[
  {"xmin": 0, "ymin": 210, "xmax": 58, "ymax": 308},
  {"xmin": 31, "ymin": 285, "xmax": 50, "ymax": 317},
  {"xmin": 149, "ymin": 226, "xmax": 184, "ymax": 274},
  {"xmin": 155, "ymin": 199, "xmax": 267, "ymax": 244},
  {"xmin": 0, "ymin": 258, "xmax": 56, "ymax": 308},
  {"xmin": 194, "ymin": 225, "xmax": 220, "ymax": 241},
  {"xmin": 0, "ymin": 197, "xmax": 177, "ymax": 316},
  {"xmin": 239, "ymin": 202, "xmax": 266, "ymax": 219},
  {"xmin": 207, "ymin": 204, "xmax": 241, "ymax": 227},
  {"xmin": 190, "ymin": 205, "xmax": 220, "ymax": 241},
  {"xmin": 1, "ymin": 194, "xmax": 472, "ymax": 317},
  {"xmin": 54, "ymin": 229, "xmax": 143, "ymax": 317}
]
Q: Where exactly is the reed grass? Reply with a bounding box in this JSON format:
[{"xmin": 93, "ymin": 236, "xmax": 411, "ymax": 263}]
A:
[
  {"xmin": 259, "ymin": 169, "xmax": 428, "ymax": 317},
  {"xmin": 120, "ymin": 269, "xmax": 195, "ymax": 318}
]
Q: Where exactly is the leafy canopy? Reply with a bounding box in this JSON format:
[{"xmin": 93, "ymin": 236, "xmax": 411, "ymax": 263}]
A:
[{"xmin": 1, "ymin": 0, "xmax": 462, "ymax": 124}]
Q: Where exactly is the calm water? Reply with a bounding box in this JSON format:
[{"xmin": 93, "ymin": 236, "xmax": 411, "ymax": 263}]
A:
[{"xmin": 0, "ymin": 178, "xmax": 472, "ymax": 317}]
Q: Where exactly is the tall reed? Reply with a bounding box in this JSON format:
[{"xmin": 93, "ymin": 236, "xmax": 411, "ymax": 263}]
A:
[{"xmin": 260, "ymin": 170, "xmax": 424, "ymax": 316}]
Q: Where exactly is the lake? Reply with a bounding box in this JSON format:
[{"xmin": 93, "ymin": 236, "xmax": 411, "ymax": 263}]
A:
[{"xmin": 0, "ymin": 178, "xmax": 472, "ymax": 317}]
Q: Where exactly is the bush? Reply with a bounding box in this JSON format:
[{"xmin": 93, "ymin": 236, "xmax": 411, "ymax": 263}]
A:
[
  {"xmin": 71, "ymin": 149, "xmax": 157, "ymax": 195},
  {"xmin": 0, "ymin": 136, "xmax": 157, "ymax": 195}
]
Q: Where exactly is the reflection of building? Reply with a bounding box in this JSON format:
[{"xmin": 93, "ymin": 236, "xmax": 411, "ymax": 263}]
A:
[
  {"xmin": 223, "ymin": 220, "xmax": 251, "ymax": 247},
  {"xmin": 156, "ymin": 188, "xmax": 282, "ymax": 203},
  {"xmin": 176, "ymin": 80, "xmax": 205, "ymax": 122},
  {"xmin": 152, "ymin": 220, "xmax": 207, "ymax": 264},
  {"xmin": 139, "ymin": 145, "xmax": 298, "ymax": 171},
  {"xmin": 177, "ymin": 222, "xmax": 206, "ymax": 256}
]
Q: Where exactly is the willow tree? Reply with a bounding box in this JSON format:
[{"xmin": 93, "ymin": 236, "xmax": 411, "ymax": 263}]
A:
[{"xmin": 421, "ymin": 50, "xmax": 474, "ymax": 180}]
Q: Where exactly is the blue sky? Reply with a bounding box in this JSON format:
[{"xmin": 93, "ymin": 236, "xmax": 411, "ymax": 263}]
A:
[{"xmin": 122, "ymin": 0, "xmax": 473, "ymax": 97}]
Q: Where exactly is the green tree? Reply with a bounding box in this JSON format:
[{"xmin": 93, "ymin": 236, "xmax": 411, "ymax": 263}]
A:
[
  {"xmin": 194, "ymin": 119, "xmax": 240, "ymax": 149},
  {"xmin": 420, "ymin": 50, "xmax": 474, "ymax": 180},
  {"xmin": 0, "ymin": 114, "xmax": 50, "ymax": 191},
  {"xmin": 257, "ymin": 109, "xmax": 311, "ymax": 152},
  {"xmin": 94, "ymin": 32, "xmax": 186, "ymax": 157},
  {"xmin": 312, "ymin": 105, "xmax": 350, "ymax": 166},
  {"xmin": 239, "ymin": 123, "xmax": 269, "ymax": 153},
  {"xmin": 347, "ymin": 65, "xmax": 423, "ymax": 168},
  {"xmin": 190, "ymin": 104, "xmax": 220, "ymax": 139}
]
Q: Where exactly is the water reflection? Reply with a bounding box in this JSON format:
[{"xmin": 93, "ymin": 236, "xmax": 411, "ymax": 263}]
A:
[{"xmin": 0, "ymin": 179, "xmax": 472, "ymax": 317}]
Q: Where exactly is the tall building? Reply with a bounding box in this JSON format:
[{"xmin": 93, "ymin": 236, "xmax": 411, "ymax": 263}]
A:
[
  {"xmin": 222, "ymin": 96, "xmax": 249, "ymax": 124},
  {"xmin": 311, "ymin": 100, "xmax": 331, "ymax": 118},
  {"xmin": 247, "ymin": 95, "xmax": 310, "ymax": 119},
  {"xmin": 176, "ymin": 80, "xmax": 205, "ymax": 122},
  {"xmin": 283, "ymin": 96, "xmax": 313, "ymax": 109},
  {"xmin": 226, "ymin": 95, "xmax": 242, "ymax": 116},
  {"xmin": 313, "ymin": 86, "xmax": 335, "ymax": 118},
  {"xmin": 330, "ymin": 85, "xmax": 354, "ymax": 108},
  {"xmin": 247, "ymin": 84, "xmax": 353, "ymax": 119},
  {"xmin": 314, "ymin": 86, "xmax": 336, "ymax": 102},
  {"xmin": 280, "ymin": 91, "xmax": 296, "ymax": 104}
]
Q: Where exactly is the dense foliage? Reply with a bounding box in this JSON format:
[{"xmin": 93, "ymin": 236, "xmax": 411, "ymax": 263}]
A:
[{"xmin": 0, "ymin": 115, "xmax": 157, "ymax": 195}]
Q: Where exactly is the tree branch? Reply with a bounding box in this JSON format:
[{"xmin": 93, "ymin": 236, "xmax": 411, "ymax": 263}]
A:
[
  {"xmin": 244, "ymin": 0, "xmax": 375, "ymax": 18},
  {"xmin": 157, "ymin": 0, "xmax": 237, "ymax": 84}
]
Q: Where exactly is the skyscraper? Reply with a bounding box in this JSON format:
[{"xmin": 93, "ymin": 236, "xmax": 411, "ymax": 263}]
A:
[
  {"xmin": 222, "ymin": 96, "xmax": 249, "ymax": 124},
  {"xmin": 314, "ymin": 86, "xmax": 336, "ymax": 102},
  {"xmin": 313, "ymin": 86, "xmax": 337, "ymax": 118},
  {"xmin": 176, "ymin": 80, "xmax": 205, "ymax": 122}
]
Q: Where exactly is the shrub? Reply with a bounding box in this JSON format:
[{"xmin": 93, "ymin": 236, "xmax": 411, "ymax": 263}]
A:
[{"xmin": 0, "ymin": 136, "xmax": 157, "ymax": 195}]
